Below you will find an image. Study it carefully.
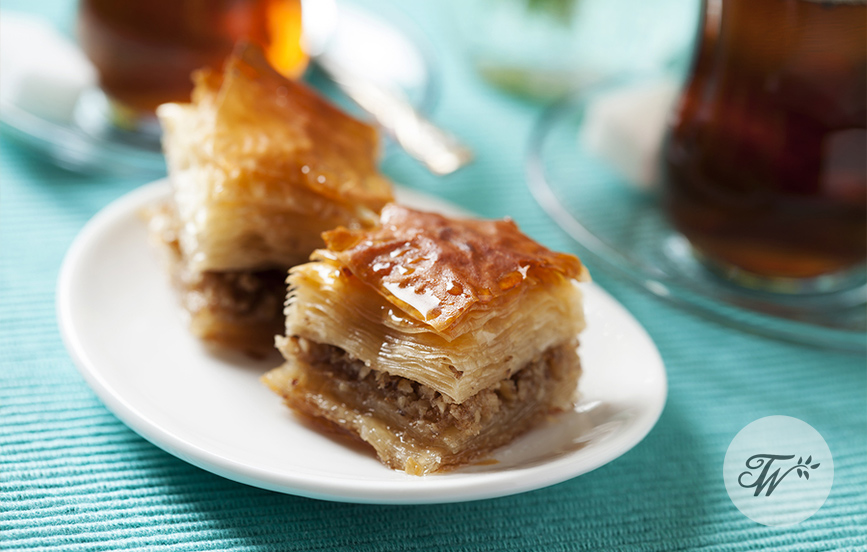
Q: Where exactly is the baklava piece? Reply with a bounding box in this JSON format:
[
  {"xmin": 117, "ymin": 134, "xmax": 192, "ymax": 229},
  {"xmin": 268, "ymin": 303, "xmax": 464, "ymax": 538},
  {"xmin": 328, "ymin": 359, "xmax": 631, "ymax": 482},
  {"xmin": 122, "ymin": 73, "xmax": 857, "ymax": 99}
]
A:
[
  {"xmin": 263, "ymin": 205, "xmax": 590, "ymax": 474},
  {"xmin": 148, "ymin": 44, "xmax": 393, "ymax": 353}
]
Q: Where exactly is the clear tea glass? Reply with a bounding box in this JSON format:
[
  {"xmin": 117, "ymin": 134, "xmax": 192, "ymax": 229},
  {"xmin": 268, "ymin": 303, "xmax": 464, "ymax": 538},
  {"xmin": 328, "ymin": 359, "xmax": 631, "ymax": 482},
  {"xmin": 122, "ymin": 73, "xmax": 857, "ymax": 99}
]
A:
[
  {"xmin": 664, "ymin": 0, "xmax": 866, "ymax": 292},
  {"xmin": 77, "ymin": 0, "xmax": 307, "ymax": 127}
]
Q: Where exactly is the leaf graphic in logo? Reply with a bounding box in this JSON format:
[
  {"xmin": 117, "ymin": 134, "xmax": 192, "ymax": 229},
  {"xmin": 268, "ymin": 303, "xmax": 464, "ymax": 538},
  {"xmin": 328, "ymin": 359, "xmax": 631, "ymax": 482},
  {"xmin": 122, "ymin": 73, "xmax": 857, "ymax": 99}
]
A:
[
  {"xmin": 798, "ymin": 456, "xmax": 803, "ymax": 464},
  {"xmin": 797, "ymin": 469, "xmax": 803, "ymax": 478},
  {"xmin": 811, "ymin": 463, "xmax": 820, "ymax": 469},
  {"xmin": 806, "ymin": 455, "xmax": 812, "ymax": 465},
  {"xmin": 804, "ymin": 471, "xmax": 809, "ymax": 480}
]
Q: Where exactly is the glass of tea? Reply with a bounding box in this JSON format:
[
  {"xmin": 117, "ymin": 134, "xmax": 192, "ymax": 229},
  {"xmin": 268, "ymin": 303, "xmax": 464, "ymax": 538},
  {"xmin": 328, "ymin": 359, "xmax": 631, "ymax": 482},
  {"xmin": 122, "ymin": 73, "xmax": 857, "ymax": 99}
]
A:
[
  {"xmin": 77, "ymin": 0, "xmax": 307, "ymax": 129},
  {"xmin": 663, "ymin": 0, "xmax": 866, "ymax": 293}
]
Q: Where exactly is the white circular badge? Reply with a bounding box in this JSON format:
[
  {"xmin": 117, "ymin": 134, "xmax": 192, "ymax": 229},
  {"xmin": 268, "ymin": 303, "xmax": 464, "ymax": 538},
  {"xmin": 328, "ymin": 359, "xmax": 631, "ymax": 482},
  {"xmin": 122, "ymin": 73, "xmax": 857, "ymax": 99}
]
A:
[{"xmin": 724, "ymin": 416, "xmax": 834, "ymax": 526}]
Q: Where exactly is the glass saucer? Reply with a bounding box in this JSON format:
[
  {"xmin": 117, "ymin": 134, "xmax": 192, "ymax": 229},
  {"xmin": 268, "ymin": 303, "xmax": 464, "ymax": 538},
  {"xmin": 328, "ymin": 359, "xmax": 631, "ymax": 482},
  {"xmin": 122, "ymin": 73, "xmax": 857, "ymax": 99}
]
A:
[
  {"xmin": 526, "ymin": 86, "xmax": 866, "ymax": 353},
  {"xmin": 0, "ymin": 89, "xmax": 167, "ymax": 177}
]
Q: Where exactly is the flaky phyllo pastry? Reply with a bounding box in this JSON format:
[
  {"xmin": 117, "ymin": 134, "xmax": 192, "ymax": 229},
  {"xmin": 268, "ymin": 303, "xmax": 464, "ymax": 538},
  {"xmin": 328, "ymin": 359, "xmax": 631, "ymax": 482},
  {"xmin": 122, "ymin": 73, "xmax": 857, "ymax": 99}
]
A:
[
  {"xmin": 147, "ymin": 44, "xmax": 393, "ymax": 353},
  {"xmin": 263, "ymin": 205, "xmax": 590, "ymax": 474}
]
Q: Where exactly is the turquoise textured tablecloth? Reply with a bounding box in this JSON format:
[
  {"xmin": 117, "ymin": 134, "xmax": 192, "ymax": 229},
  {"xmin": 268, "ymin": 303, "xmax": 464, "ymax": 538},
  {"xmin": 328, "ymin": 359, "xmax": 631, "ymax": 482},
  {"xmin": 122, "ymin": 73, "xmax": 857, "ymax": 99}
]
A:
[{"xmin": 2, "ymin": 1, "xmax": 865, "ymax": 550}]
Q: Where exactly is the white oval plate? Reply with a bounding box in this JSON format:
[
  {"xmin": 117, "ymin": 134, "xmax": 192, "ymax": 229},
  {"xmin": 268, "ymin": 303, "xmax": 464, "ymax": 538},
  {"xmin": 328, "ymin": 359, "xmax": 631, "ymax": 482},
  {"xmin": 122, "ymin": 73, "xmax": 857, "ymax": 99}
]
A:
[{"xmin": 57, "ymin": 180, "xmax": 667, "ymax": 504}]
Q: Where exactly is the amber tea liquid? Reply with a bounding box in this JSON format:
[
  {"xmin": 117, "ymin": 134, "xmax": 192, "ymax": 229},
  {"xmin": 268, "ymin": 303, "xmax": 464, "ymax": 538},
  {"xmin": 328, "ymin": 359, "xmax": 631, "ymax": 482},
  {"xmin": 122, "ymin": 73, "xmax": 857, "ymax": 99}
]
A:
[
  {"xmin": 78, "ymin": 0, "xmax": 306, "ymax": 120},
  {"xmin": 664, "ymin": 0, "xmax": 866, "ymax": 286}
]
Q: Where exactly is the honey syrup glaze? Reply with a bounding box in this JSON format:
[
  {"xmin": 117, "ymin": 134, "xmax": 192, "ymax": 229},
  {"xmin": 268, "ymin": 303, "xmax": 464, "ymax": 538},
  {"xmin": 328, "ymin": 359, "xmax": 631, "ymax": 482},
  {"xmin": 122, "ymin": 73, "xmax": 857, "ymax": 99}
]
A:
[{"xmin": 322, "ymin": 205, "xmax": 590, "ymax": 333}]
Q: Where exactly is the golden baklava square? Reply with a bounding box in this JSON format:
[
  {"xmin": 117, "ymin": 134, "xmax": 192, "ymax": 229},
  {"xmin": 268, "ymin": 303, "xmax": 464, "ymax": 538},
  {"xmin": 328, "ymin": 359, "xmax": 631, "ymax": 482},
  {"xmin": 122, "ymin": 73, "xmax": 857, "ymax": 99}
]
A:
[
  {"xmin": 264, "ymin": 205, "xmax": 589, "ymax": 473},
  {"xmin": 148, "ymin": 44, "xmax": 393, "ymax": 353}
]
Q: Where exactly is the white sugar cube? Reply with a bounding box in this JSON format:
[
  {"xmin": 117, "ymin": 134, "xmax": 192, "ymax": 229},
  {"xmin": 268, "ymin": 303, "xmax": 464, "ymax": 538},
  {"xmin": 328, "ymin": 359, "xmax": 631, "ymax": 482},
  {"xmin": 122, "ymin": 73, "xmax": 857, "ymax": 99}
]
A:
[
  {"xmin": 0, "ymin": 12, "xmax": 97, "ymax": 123},
  {"xmin": 581, "ymin": 78, "xmax": 680, "ymax": 191}
]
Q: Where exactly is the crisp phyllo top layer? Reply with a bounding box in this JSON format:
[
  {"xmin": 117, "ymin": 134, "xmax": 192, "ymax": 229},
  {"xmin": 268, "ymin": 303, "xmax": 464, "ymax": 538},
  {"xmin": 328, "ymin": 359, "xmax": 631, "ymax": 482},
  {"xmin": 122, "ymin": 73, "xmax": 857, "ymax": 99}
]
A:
[
  {"xmin": 320, "ymin": 204, "xmax": 589, "ymax": 334},
  {"xmin": 157, "ymin": 43, "xmax": 393, "ymax": 212}
]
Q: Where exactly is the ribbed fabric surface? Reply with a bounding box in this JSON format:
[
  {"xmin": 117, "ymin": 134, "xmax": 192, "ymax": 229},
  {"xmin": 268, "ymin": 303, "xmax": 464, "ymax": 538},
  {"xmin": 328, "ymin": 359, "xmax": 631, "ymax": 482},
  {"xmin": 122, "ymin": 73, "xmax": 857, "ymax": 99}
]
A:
[{"xmin": 2, "ymin": 1, "xmax": 865, "ymax": 550}]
